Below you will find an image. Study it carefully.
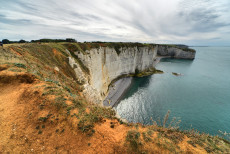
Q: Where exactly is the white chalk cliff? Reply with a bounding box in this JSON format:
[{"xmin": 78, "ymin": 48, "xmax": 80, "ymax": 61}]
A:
[
  {"xmin": 157, "ymin": 45, "xmax": 195, "ymax": 59},
  {"xmin": 68, "ymin": 45, "xmax": 195, "ymax": 104}
]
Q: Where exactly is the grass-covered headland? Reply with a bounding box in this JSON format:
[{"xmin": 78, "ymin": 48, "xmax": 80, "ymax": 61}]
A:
[{"xmin": 0, "ymin": 42, "xmax": 229, "ymax": 153}]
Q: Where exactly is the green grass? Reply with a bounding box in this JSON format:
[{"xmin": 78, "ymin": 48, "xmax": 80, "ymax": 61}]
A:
[
  {"xmin": 63, "ymin": 42, "xmax": 156, "ymax": 55},
  {"xmin": 159, "ymin": 44, "xmax": 196, "ymax": 53},
  {"xmin": 14, "ymin": 63, "xmax": 27, "ymax": 69},
  {"xmin": 63, "ymin": 43, "xmax": 90, "ymax": 74},
  {"xmin": 54, "ymin": 97, "xmax": 68, "ymax": 110},
  {"xmin": 142, "ymin": 130, "xmax": 153, "ymax": 142},
  {"xmin": 77, "ymin": 113, "xmax": 99, "ymax": 136},
  {"xmin": 38, "ymin": 130, "xmax": 43, "ymax": 134},
  {"xmin": 126, "ymin": 129, "xmax": 143, "ymax": 152},
  {"xmin": 38, "ymin": 117, "xmax": 48, "ymax": 122},
  {"xmin": 77, "ymin": 105, "xmax": 116, "ymax": 136}
]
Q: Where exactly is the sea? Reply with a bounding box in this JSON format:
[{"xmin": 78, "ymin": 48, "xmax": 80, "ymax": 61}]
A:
[{"xmin": 115, "ymin": 47, "xmax": 230, "ymax": 136}]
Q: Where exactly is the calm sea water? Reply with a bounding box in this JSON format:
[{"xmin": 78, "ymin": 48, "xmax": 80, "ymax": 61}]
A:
[{"xmin": 115, "ymin": 47, "xmax": 230, "ymax": 135}]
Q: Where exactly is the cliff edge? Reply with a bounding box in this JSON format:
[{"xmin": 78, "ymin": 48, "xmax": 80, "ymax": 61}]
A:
[{"xmin": 2, "ymin": 43, "xmax": 228, "ymax": 154}]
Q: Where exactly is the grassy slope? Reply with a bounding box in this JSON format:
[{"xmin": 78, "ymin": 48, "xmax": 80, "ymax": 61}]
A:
[{"xmin": 0, "ymin": 43, "xmax": 229, "ymax": 153}]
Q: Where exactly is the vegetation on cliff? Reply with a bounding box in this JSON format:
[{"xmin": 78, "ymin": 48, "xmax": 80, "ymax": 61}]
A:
[
  {"xmin": 0, "ymin": 43, "xmax": 228, "ymax": 153},
  {"xmin": 2, "ymin": 38, "xmax": 196, "ymax": 55},
  {"xmin": 159, "ymin": 44, "xmax": 196, "ymax": 53},
  {"xmin": 134, "ymin": 68, "xmax": 164, "ymax": 77}
]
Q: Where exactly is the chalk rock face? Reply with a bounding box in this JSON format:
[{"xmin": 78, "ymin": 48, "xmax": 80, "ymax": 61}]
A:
[
  {"xmin": 157, "ymin": 45, "xmax": 195, "ymax": 59},
  {"xmin": 68, "ymin": 57, "xmax": 87, "ymax": 84},
  {"xmin": 75, "ymin": 46, "xmax": 158, "ymax": 102},
  {"xmin": 68, "ymin": 56, "xmax": 101, "ymax": 103},
  {"xmin": 68, "ymin": 45, "xmax": 196, "ymax": 103}
]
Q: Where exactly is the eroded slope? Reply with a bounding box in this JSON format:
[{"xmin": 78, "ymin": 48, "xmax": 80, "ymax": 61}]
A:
[{"xmin": 0, "ymin": 43, "xmax": 229, "ymax": 153}]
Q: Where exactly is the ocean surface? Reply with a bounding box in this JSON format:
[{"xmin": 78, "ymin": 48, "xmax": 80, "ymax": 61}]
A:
[{"xmin": 115, "ymin": 47, "xmax": 230, "ymax": 136}]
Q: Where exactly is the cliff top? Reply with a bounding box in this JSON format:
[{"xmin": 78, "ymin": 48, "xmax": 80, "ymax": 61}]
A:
[
  {"xmin": 2, "ymin": 41, "xmax": 196, "ymax": 54},
  {"xmin": 0, "ymin": 43, "xmax": 226, "ymax": 153}
]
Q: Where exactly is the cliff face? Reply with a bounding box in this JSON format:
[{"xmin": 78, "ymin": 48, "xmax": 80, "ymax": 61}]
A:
[
  {"xmin": 68, "ymin": 45, "xmax": 195, "ymax": 103},
  {"xmin": 157, "ymin": 45, "xmax": 195, "ymax": 59},
  {"xmin": 73, "ymin": 46, "xmax": 157, "ymax": 103}
]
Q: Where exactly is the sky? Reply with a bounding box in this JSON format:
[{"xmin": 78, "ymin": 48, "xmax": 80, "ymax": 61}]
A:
[{"xmin": 0, "ymin": 0, "xmax": 230, "ymax": 46}]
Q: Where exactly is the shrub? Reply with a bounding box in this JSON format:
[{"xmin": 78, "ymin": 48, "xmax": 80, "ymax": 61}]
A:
[
  {"xmin": 142, "ymin": 131, "xmax": 152, "ymax": 142},
  {"xmin": 19, "ymin": 39, "xmax": 26, "ymax": 43},
  {"xmin": 14, "ymin": 63, "xmax": 26, "ymax": 69},
  {"xmin": 126, "ymin": 130, "xmax": 142, "ymax": 151},
  {"xmin": 38, "ymin": 117, "xmax": 48, "ymax": 122},
  {"xmin": 66, "ymin": 38, "xmax": 76, "ymax": 42},
  {"xmin": 2, "ymin": 39, "xmax": 10, "ymax": 44},
  {"xmin": 77, "ymin": 113, "xmax": 100, "ymax": 135},
  {"xmin": 77, "ymin": 105, "xmax": 116, "ymax": 136},
  {"xmin": 54, "ymin": 97, "xmax": 67, "ymax": 110}
]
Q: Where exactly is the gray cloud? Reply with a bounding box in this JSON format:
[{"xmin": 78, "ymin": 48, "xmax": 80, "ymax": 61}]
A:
[
  {"xmin": 177, "ymin": 0, "xmax": 230, "ymax": 33},
  {"xmin": 0, "ymin": 0, "xmax": 230, "ymax": 45},
  {"xmin": 0, "ymin": 16, "xmax": 32, "ymax": 25}
]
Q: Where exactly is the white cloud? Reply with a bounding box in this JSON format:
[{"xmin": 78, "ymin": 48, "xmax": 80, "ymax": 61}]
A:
[{"xmin": 0, "ymin": 0, "xmax": 229, "ymax": 45}]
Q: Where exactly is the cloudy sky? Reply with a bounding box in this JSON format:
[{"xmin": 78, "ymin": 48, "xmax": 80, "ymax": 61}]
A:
[{"xmin": 0, "ymin": 0, "xmax": 230, "ymax": 46}]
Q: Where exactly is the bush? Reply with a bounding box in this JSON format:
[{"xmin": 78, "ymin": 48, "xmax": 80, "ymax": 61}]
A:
[
  {"xmin": 126, "ymin": 130, "xmax": 142, "ymax": 151},
  {"xmin": 14, "ymin": 63, "xmax": 26, "ymax": 69},
  {"xmin": 19, "ymin": 39, "xmax": 26, "ymax": 43},
  {"xmin": 66, "ymin": 38, "xmax": 76, "ymax": 42},
  {"xmin": 77, "ymin": 113, "xmax": 101, "ymax": 136},
  {"xmin": 2, "ymin": 39, "xmax": 10, "ymax": 44}
]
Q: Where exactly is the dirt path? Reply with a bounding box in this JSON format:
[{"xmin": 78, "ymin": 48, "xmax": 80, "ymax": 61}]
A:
[{"xmin": 0, "ymin": 83, "xmax": 31, "ymax": 152}]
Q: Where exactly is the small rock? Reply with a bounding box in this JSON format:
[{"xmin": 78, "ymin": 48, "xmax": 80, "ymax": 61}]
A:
[
  {"xmin": 172, "ymin": 72, "xmax": 183, "ymax": 76},
  {"xmin": 54, "ymin": 67, "xmax": 59, "ymax": 72}
]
